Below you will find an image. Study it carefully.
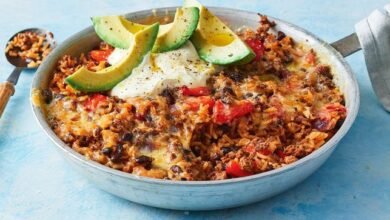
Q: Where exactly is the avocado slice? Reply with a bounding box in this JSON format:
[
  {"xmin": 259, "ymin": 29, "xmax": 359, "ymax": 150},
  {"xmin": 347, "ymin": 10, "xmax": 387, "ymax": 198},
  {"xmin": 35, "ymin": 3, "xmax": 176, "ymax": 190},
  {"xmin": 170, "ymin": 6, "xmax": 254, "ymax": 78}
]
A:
[
  {"xmin": 183, "ymin": 0, "xmax": 255, "ymax": 65},
  {"xmin": 91, "ymin": 16, "xmax": 146, "ymax": 49},
  {"xmin": 152, "ymin": 7, "xmax": 199, "ymax": 53},
  {"xmin": 91, "ymin": 7, "xmax": 199, "ymax": 53},
  {"xmin": 65, "ymin": 23, "xmax": 159, "ymax": 92}
]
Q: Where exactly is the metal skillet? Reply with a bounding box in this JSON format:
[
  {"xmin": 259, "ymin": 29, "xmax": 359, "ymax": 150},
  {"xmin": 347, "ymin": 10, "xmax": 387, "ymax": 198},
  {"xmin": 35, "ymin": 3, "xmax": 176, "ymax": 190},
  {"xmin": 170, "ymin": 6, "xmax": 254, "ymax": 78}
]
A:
[{"xmin": 31, "ymin": 7, "xmax": 361, "ymax": 210}]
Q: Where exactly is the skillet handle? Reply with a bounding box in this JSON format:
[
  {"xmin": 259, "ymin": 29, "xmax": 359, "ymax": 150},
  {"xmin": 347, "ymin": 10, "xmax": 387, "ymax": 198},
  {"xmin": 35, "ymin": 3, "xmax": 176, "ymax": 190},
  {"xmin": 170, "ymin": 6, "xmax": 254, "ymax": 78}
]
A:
[
  {"xmin": 0, "ymin": 81, "xmax": 15, "ymax": 118},
  {"xmin": 330, "ymin": 33, "xmax": 361, "ymax": 57},
  {"xmin": 354, "ymin": 7, "xmax": 390, "ymax": 112}
]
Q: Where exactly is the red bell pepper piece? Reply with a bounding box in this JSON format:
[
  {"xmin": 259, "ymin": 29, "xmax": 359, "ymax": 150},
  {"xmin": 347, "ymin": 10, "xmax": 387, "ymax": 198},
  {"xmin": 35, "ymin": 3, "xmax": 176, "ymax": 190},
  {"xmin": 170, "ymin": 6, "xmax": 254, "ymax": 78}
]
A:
[
  {"xmin": 213, "ymin": 100, "xmax": 254, "ymax": 124},
  {"xmin": 89, "ymin": 49, "xmax": 113, "ymax": 62},
  {"xmin": 181, "ymin": 86, "xmax": 211, "ymax": 96},
  {"xmin": 84, "ymin": 94, "xmax": 107, "ymax": 111},
  {"xmin": 243, "ymin": 145, "xmax": 271, "ymax": 155},
  {"xmin": 226, "ymin": 161, "xmax": 252, "ymax": 177},
  {"xmin": 245, "ymin": 38, "xmax": 265, "ymax": 61},
  {"xmin": 213, "ymin": 100, "xmax": 231, "ymax": 124}
]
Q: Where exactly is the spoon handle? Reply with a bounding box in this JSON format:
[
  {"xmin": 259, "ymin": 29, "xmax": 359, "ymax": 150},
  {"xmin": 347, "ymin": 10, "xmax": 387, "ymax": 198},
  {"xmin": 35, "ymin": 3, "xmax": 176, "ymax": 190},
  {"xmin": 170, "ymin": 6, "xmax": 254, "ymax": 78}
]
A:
[{"xmin": 0, "ymin": 81, "xmax": 15, "ymax": 118}]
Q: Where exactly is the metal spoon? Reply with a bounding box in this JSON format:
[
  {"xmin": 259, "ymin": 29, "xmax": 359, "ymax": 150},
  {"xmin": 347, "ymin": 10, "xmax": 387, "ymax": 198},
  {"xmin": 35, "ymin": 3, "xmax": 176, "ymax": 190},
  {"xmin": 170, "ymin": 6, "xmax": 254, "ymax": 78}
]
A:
[{"xmin": 0, "ymin": 28, "xmax": 55, "ymax": 117}]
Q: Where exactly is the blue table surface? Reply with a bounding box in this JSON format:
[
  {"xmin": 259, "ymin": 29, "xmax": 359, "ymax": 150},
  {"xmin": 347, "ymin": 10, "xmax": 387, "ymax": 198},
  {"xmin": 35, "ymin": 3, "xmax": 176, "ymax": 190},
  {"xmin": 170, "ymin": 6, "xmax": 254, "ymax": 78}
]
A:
[{"xmin": 1, "ymin": 0, "xmax": 389, "ymax": 219}]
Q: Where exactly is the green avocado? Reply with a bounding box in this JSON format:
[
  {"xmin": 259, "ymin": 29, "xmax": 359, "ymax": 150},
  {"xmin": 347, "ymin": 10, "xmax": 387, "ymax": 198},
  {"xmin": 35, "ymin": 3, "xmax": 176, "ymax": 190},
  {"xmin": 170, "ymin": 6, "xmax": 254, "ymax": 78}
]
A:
[
  {"xmin": 91, "ymin": 7, "xmax": 199, "ymax": 53},
  {"xmin": 183, "ymin": 0, "xmax": 255, "ymax": 65},
  {"xmin": 153, "ymin": 7, "xmax": 199, "ymax": 53},
  {"xmin": 65, "ymin": 23, "xmax": 159, "ymax": 92},
  {"xmin": 91, "ymin": 16, "xmax": 146, "ymax": 49}
]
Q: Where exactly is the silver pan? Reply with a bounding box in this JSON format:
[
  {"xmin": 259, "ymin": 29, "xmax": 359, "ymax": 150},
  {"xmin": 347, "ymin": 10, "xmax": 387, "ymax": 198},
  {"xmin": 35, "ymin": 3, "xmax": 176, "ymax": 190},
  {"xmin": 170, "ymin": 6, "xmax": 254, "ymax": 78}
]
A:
[{"xmin": 31, "ymin": 7, "xmax": 360, "ymax": 210}]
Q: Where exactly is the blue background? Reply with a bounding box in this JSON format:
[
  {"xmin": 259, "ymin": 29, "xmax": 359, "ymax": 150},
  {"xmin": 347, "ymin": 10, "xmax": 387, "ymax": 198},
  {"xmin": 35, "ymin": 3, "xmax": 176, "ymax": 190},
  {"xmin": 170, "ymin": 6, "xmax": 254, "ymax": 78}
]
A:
[{"xmin": 0, "ymin": 0, "xmax": 389, "ymax": 219}]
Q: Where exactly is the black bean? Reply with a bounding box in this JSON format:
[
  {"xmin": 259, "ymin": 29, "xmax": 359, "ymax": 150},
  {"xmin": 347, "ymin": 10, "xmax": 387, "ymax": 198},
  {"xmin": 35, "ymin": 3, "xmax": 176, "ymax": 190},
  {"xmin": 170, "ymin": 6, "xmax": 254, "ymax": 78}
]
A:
[
  {"xmin": 219, "ymin": 124, "xmax": 230, "ymax": 133},
  {"xmin": 244, "ymin": 93, "xmax": 253, "ymax": 98},
  {"xmin": 160, "ymin": 88, "xmax": 175, "ymax": 105},
  {"xmin": 79, "ymin": 136, "xmax": 88, "ymax": 147},
  {"xmin": 93, "ymin": 127, "xmax": 102, "ymax": 137},
  {"xmin": 101, "ymin": 147, "xmax": 112, "ymax": 156},
  {"xmin": 224, "ymin": 71, "xmax": 244, "ymax": 82},
  {"xmin": 221, "ymin": 146, "xmax": 237, "ymax": 155},
  {"xmin": 145, "ymin": 113, "xmax": 153, "ymax": 123},
  {"xmin": 170, "ymin": 165, "xmax": 183, "ymax": 173},
  {"xmin": 276, "ymin": 69, "xmax": 290, "ymax": 79},
  {"xmin": 222, "ymin": 87, "xmax": 235, "ymax": 96},
  {"xmin": 110, "ymin": 144, "xmax": 123, "ymax": 163},
  {"xmin": 183, "ymin": 149, "xmax": 192, "ymax": 155},
  {"xmin": 131, "ymin": 106, "xmax": 137, "ymax": 114},
  {"xmin": 315, "ymin": 65, "xmax": 332, "ymax": 79},
  {"xmin": 198, "ymin": 130, "xmax": 208, "ymax": 143},
  {"xmin": 135, "ymin": 155, "xmax": 153, "ymax": 169},
  {"xmin": 191, "ymin": 145, "xmax": 201, "ymax": 157},
  {"xmin": 120, "ymin": 132, "xmax": 133, "ymax": 142},
  {"xmin": 283, "ymin": 55, "xmax": 293, "ymax": 64},
  {"xmin": 313, "ymin": 118, "xmax": 329, "ymax": 131},
  {"xmin": 182, "ymin": 149, "xmax": 193, "ymax": 162},
  {"xmin": 135, "ymin": 155, "xmax": 152, "ymax": 163},
  {"xmin": 277, "ymin": 31, "xmax": 286, "ymax": 41},
  {"xmin": 41, "ymin": 89, "xmax": 53, "ymax": 104}
]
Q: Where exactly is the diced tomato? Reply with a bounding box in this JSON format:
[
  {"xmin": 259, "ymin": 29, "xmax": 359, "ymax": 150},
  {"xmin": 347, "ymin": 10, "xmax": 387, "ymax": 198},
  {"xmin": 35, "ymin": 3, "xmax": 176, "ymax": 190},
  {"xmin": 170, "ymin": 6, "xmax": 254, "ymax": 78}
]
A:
[
  {"xmin": 260, "ymin": 149, "xmax": 272, "ymax": 155},
  {"xmin": 245, "ymin": 38, "xmax": 265, "ymax": 61},
  {"xmin": 89, "ymin": 49, "xmax": 113, "ymax": 62},
  {"xmin": 184, "ymin": 96, "xmax": 215, "ymax": 111},
  {"xmin": 243, "ymin": 145, "xmax": 271, "ymax": 155},
  {"xmin": 213, "ymin": 100, "xmax": 254, "ymax": 124},
  {"xmin": 226, "ymin": 161, "xmax": 252, "ymax": 177},
  {"xmin": 243, "ymin": 145, "xmax": 255, "ymax": 153},
  {"xmin": 84, "ymin": 94, "xmax": 107, "ymax": 111},
  {"xmin": 276, "ymin": 149, "xmax": 285, "ymax": 158},
  {"xmin": 305, "ymin": 50, "xmax": 316, "ymax": 65},
  {"xmin": 181, "ymin": 86, "xmax": 211, "ymax": 96}
]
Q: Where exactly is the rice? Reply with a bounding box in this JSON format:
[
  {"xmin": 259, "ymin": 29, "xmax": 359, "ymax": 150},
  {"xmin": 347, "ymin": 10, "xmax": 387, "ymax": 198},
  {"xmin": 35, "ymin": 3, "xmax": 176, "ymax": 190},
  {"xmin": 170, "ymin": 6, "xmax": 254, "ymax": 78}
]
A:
[
  {"xmin": 42, "ymin": 16, "xmax": 346, "ymax": 181},
  {"xmin": 5, "ymin": 31, "xmax": 54, "ymax": 68}
]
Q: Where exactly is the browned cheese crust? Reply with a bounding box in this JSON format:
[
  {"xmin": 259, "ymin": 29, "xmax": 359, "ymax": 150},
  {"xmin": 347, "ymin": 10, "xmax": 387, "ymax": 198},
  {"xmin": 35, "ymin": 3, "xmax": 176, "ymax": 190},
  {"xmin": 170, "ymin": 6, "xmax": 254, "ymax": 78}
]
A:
[{"xmin": 43, "ymin": 16, "xmax": 346, "ymax": 180}]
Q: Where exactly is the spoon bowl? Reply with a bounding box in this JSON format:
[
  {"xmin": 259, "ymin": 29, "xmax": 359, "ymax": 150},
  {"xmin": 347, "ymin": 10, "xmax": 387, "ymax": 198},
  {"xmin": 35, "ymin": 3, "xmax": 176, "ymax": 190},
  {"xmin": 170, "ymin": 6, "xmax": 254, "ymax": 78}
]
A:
[
  {"xmin": 0, "ymin": 28, "xmax": 55, "ymax": 118},
  {"xmin": 5, "ymin": 28, "xmax": 56, "ymax": 68}
]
